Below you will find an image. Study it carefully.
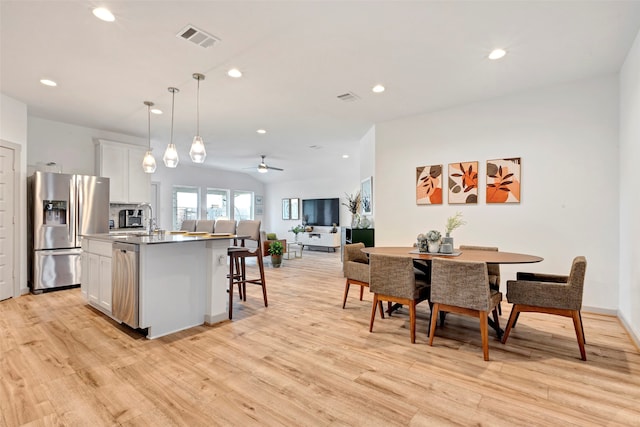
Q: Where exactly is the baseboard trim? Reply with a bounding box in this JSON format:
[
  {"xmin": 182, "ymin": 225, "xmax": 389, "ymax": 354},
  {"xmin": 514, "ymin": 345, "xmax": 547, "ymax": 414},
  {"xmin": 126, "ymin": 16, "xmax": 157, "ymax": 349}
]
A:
[
  {"xmin": 582, "ymin": 305, "xmax": 617, "ymax": 316},
  {"xmin": 617, "ymin": 311, "xmax": 640, "ymax": 351}
]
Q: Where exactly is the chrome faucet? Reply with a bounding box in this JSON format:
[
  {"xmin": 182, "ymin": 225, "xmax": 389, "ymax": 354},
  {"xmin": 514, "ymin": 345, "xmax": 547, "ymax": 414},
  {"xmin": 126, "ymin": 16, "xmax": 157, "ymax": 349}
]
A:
[{"xmin": 135, "ymin": 202, "xmax": 154, "ymax": 235}]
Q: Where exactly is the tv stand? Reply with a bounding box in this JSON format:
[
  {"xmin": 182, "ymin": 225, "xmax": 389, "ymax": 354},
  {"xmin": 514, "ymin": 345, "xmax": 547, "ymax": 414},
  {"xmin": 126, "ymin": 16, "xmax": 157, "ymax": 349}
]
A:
[{"xmin": 297, "ymin": 231, "xmax": 340, "ymax": 252}]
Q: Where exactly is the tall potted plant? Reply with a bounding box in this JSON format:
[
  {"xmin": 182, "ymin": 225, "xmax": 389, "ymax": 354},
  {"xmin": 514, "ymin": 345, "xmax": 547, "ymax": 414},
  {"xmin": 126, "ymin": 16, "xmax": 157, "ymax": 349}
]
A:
[
  {"xmin": 342, "ymin": 191, "xmax": 361, "ymax": 228},
  {"xmin": 268, "ymin": 240, "xmax": 284, "ymax": 268}
]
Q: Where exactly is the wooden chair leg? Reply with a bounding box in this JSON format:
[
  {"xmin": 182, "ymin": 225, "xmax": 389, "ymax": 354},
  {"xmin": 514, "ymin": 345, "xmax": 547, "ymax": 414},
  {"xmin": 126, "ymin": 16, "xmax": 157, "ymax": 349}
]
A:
[
  {"xmin": 492, "ymin": 307, "xmax": 501, "ymax": 339},
  {"xmin": 409, "ymin": 301, "xmax": 417, "ymax": 344},
  {"xmin": 241, "ymin": 257, "xmax": 247, "ymax": 301},
  {"xmin": 426, "ymin": 302, "xmax": 434, "ymax": 337},
  {"xmin": 379, "ymin": 300, "xmax": 385, "ymax": 319},
  {"xmin": 429, "ymin": 304, "xmax": 439, "ymax": 346},
  {"xmin": 572, "ymin": 310, "xmax": 587, "ymax": 361},
  {"xmin": 257, "ymin": 252, "xmax": 268, "ymax": 307},
  {"xmin": 342, "ymin": 280, "xmax": 350, "ymax": 309},
  {"xmin": 480, "ymin": 311, "xmax": 489, "ymax": 361},
  {"xmin": 228, "ymin": 256, "xmax": 235, "ymax": 320},
  {"xmin": 579, "ymin": 311, "xmax": 586, "ymax": 344},
  {"xmin": 369, "ymin": 294, "xmax": 379, "ymax": 332},
  {"xmin": 501, "ymin": 305, "xmax": 520, "ymax": 344},
  {"xmin": 359, "ymin": 285, "xmax": 364, "ymax": 301}
]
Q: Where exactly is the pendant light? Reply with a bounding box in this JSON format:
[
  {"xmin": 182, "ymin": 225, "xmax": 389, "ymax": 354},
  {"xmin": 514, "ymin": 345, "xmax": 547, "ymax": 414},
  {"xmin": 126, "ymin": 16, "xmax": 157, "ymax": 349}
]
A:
[
  {"xmin": 163, "ymin": 87, "xmax": 180, "ymax": 168},
  {"xmin": 189, "ymin": 73, "xmax": 206, "ymax": 163},
  {"xmin": 141, "ymin": 101, "xmax": 157, "ymax": 173}
]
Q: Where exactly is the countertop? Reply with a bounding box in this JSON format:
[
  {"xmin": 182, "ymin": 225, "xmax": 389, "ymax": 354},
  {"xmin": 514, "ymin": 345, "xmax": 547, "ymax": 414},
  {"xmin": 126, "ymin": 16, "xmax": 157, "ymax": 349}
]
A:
[{"xmin": 83, "ymin": 231, "xmax": 239, "ymax": 245}]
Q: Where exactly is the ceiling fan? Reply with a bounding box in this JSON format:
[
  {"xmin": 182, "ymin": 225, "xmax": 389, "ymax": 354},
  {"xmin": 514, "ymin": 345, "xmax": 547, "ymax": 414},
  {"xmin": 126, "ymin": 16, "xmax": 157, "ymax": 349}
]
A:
[{"xmin": 256, "ymin": 155, "xmax": 284, "ymax": 173}]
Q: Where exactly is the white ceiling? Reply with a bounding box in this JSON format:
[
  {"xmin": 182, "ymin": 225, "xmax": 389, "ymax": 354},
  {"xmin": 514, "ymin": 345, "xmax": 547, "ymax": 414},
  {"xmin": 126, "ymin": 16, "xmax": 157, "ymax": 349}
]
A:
[{"xmin": 2, "ymin": 1, "xmax": 640, "ymax": 183}]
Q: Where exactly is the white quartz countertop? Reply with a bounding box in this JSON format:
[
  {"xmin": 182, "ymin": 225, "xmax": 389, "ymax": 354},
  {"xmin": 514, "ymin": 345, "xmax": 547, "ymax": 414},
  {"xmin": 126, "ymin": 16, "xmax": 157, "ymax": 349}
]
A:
[{"xmin": 83, "ymin": 232, "xmax": 240, "ymax": 245}]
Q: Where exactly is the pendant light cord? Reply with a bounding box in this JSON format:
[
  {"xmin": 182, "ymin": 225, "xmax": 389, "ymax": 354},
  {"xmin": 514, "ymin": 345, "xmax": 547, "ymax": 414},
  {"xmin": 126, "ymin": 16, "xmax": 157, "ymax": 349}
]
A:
[
  {"xmin": 170, "ymin": 89, "xmax": 175, "ymax": 145},
  {"xmin": 147, "ymin": 104, "xmax": 151, "ymax": 150},
  {"xmin": 196, "ymin": 77, "xmax": 200, "ymax": 135}
]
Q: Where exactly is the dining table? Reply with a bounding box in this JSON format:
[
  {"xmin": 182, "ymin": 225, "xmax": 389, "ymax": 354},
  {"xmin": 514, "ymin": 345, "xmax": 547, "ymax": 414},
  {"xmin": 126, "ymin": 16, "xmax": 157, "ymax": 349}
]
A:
[{"xmin": 360, "ymin": 246, "xmax": 543, "ymax": 338}]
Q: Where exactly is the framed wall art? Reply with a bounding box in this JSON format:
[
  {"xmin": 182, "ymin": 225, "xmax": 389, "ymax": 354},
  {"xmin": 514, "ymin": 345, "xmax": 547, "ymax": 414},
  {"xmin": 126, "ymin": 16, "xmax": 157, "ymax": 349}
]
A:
[
  {"xmin": 416, "ymin": 165, "xmax": 443, "ymax": 205},
  {"xmin": 290, "ymin": 198, "xmax": 300, "ymax": 220},
  {"xmin": 486, "ymin": 158, "xmax": 521, "ymax": 204},
  {"xmin": 361, "ymin": 176, "xmax": 373, "ymax": 215},
  {"xmin": 448, "ymin": 161, "xmax": 478, "ymax": 204},
  {"xmin": 282, "ymin": 198, "xmax": 291, "ymax": 219}
]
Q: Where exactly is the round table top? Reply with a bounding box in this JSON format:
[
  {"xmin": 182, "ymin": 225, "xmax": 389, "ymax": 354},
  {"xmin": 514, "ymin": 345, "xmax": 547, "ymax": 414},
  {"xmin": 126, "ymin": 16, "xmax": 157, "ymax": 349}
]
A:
[{"xmin": 361, "ymin": 246, "xmax": 543, "ymax": 264}]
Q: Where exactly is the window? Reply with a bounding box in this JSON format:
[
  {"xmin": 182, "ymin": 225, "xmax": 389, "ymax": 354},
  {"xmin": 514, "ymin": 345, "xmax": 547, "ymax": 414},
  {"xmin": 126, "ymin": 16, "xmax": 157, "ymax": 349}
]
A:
[
  {"xmin": 206, "ymin": 188, "xmax": 229, "ymax": 220},
  {"xmin": 173, "ymin": 186, "xmax": 200, "ymax": 230},
  {"xmin": 233, "ymin": 190, "xmax": 254, "ymax": 220}
]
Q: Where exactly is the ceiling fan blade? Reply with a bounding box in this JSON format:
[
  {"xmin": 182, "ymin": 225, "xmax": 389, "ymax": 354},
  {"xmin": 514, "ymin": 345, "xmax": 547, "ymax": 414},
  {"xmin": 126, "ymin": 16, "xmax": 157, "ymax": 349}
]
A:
[{"xmin": 267, "ymin": 165, "xmax": 284, "ymax": 171}]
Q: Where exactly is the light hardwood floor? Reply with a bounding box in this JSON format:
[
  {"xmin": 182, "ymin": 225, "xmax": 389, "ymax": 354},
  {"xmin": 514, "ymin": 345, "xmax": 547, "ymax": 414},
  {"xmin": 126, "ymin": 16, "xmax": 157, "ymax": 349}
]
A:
[{"xmin": 1, "ymin": 250, "xmax": 639, "ymax": 426}]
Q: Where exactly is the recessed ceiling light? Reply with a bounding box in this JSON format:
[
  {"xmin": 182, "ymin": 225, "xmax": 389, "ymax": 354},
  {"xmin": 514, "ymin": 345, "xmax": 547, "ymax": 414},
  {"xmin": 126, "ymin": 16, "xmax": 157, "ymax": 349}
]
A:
[
  {"xmin": 40, "ymin": 79, "xmax": 57, "ymax": 87},
  {"xmin": 488, "ymin": 48, "xmax": 507, "ymax": 60},
  {"xmin": 372, "ymin": 84, "xmax": 385, "ymax": 93},
  {"xmin": 256, "ymin": 129, "xmax": 266, "ymax": 134},
  {"xmin": 342, "ymin": 154, "xmax": 349, "ymax": 159},
  {"xmin": 151, "ymin": 108, "xmax": 163, "ymax": 115},
  {"xmin": 228, "ymin": 68, "xmax": 242, "ymax": 78},
  {"xmin": 92, "ymin": 7, "xmax": 115, "ymax": 22}
]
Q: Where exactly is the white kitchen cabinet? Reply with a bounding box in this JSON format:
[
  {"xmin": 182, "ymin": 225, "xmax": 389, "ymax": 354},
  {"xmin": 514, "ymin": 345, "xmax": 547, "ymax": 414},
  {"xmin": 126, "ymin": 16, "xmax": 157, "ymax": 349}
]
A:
[
  {"xmin": 83, "ymin": 239, "xmax": 113, "ymax": 316},
  {"xmin": 96, "ymin": 140, "xmax": 150, "ymax": 204}
]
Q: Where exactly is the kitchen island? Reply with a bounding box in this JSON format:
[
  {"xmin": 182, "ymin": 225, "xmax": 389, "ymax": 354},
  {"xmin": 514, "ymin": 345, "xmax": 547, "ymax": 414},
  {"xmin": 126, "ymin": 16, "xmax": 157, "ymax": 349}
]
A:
[{"xmin": 82, "ymin": 232, "xmax": 236, "ymax": 339}]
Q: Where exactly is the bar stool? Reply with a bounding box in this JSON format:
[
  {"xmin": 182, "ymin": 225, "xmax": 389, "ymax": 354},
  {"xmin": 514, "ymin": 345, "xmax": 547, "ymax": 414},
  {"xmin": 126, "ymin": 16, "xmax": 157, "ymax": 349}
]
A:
[
  {"xmin": 214, "ymin": 220, "xmax": 243, "ymax": 300},
  {"xmin": 227, "ymin": 220, "xmax": 267, "ymax": 319}
]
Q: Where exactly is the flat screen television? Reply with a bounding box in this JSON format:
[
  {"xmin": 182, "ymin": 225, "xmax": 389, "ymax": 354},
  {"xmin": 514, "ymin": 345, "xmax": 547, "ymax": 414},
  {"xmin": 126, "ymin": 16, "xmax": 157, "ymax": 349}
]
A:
[{"xmin": 302, "ymin": 198, "xmax": 339, "ymax": 226}]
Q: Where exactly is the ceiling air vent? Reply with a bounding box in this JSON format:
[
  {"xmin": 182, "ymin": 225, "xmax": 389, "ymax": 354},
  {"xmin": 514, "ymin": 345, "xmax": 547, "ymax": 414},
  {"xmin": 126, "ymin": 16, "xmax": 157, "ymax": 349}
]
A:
[
  {"xmin": 176, "ymin": 25, "xmax": 220, "ymax": 48},
  {"xmin": 337, "ymin": 92, "xmax": 360, "ymax": 102}
]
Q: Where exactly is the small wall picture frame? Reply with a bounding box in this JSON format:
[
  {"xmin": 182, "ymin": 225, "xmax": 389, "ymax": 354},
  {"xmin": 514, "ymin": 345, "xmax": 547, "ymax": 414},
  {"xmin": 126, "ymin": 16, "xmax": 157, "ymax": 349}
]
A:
[
  {"xmin": 361, "ymin": 176, "xmax": 373, "ymax": 215},
  {"xmin": 290, "ymin": 198, "xmax": 300, "ymax": 220},
  {"xmin": 282, "ymin": 199, "xmax": 291, "ymax": 220}
]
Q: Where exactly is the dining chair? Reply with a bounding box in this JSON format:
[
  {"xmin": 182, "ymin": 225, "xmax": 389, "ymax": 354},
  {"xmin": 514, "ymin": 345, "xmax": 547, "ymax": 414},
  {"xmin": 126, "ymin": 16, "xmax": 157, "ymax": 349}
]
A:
[
  {"xmin": 369, "ymin": 253, "xmax": 431, "ymax": 343},
  {"xmin": 502, "ymin": 256, "xmax": 587, "ymax": 361},
  {"xmin": 227, "ymin": 220, "xmax": 267, "ymax": 320},
  {"xmin": 214, "ymin": 219, "xmax": 236, "ymax": 234},
  {"xmin": 342, "ymin": 243, "xmax": 370, "ymax": 308},
  {"xmin": 194, "ymin": 219, "xmax": 215, "ymax": 233},
  {"xmin": 179, "ymin": 219, "xmax": 196, "ymax": 232},
  {"xmin": 459, "ymin": 245, "xmax": 502, "ymax": 315},
  {"xmin": 429, "ymin": 258, "xmax": 502, "ymax": 361}
]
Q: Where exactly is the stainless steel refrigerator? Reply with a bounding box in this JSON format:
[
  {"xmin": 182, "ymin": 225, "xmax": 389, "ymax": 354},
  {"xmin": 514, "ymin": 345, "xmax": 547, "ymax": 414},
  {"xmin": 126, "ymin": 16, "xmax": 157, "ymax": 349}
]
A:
[{"xmin": 28, "ymin": 172, "xmax": 110, "ymax": 292}]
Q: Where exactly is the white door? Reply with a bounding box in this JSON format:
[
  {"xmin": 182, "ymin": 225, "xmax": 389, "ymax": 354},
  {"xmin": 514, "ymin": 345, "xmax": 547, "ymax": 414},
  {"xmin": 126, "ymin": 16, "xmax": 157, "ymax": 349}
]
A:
[{"xmin": 0, "ymin": 146, "xmax": 15, "ymax": 301}]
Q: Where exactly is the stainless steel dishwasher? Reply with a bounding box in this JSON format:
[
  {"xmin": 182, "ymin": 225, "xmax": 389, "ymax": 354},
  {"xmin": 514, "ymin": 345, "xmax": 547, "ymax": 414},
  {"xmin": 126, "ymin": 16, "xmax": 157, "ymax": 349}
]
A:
[{"xmin": 112, "ymin": 242, "xmax": 140, "ymax": 328}]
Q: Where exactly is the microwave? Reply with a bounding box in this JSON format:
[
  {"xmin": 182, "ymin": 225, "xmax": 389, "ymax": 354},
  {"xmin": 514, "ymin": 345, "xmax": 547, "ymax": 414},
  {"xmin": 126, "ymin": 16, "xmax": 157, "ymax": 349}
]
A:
[{"xmin": 118, "ymin": 209, "xmax": 143, "ymax": 228}]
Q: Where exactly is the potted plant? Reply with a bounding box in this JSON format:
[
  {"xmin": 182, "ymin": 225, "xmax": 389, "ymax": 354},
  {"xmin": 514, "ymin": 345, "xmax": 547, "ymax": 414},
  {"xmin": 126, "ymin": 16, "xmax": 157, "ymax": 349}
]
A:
[
  {"xmin": 268, "ymin": 240, "xmax": 284, "ymax": 268},
  {"xmin": 444, "ymin": 212, "xmax": 466, "ymax": 249},
  {"xmin": 426, "ymin": 230, "xmax": 442, "ymax": 253},
  {"xmin": 289, "ymin": 224, "xmax": 304, "ymax": 242},
  {"xmin": 342, "ymin": 191, "xmax": 361, "ymax": 228}
]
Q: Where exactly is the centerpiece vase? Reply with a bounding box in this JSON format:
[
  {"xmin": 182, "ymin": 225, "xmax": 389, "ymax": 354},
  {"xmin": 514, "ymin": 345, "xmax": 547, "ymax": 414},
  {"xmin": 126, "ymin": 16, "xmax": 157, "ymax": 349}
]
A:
[
  {"xmin": 351, "ymin": 213, "xmax": 360, "ymax": 228},
  {"xmin": 442, "ymin": 233, "xmax": 454, "ymax": 248},
  {"xmin": 428, "ymin": 241, "xmax": 441, "ymax": 253}
]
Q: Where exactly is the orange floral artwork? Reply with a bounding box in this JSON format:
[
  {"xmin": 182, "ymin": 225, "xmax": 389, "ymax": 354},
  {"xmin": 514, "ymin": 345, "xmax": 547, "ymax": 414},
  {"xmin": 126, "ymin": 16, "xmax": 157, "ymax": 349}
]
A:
[
  {"xmin": 448, "ymin": 161, "xmax": 478, "ymax": 204},
  {"xmin": 416, "ymin": 165, "xmax": 443, "ymax": 205},
  {"xmin": 486, "ymin": 158, "xmax": 521, "ymax": 203}
]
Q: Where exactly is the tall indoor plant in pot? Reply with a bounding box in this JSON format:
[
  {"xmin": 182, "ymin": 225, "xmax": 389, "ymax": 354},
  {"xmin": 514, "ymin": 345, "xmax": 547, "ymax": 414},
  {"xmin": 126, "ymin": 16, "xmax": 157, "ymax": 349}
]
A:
[
  {"xmin": 268, "ymin": 240, "xmax": 284, "ymax": 268},
  {"xmin": 342, "ymin": 191, "xmax": 361, "ymax": 228}
]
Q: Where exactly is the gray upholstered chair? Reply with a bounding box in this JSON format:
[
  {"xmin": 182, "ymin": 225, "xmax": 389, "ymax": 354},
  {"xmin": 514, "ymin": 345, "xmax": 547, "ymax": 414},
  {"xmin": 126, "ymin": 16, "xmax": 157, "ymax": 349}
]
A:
[
  {"xmin": 459, "ymin": 245, "xmax": 502, "ymax": 314},
  {"xmin": 502, "ymin": 256, "xmax": 587, "ymax": 361},
  {"xmin": 227, "ymin": 220, "xmax": 267, "ymax": 320},
  {"xmin": 179, "ymin": 219, "xmax": 197, "ymax": 232},
  {"xmin": 369, "ymin": 253, "xmax": 431, "ymax": 343},
  {"xmin": 195, "ymin": 219, "xmax": 215, "ymax": 233},
  {"xmin": 214, "ymin": 219, "xmax": 236, "ymax": 234},
  {"xmin": 342, "ymin": 243, "xmax": 370, "ymax": 308},
  {"xmin": 429, "ymin": 258, "xmax": 502, "ymax": 361}
]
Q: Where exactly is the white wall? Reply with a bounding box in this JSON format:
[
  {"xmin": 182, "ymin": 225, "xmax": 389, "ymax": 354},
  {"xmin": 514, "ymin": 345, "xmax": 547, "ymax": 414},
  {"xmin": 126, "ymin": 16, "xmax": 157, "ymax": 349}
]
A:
[
  {"xmin": 375, "ymin": 75, "xmax": 620, "ymax": 312},
  {"xmin": 619, "ymin": 30, "xmax": 640, "ymax": 343},
  {"xmin": 0, "ymin": 93, "xmax": 28, "ymax": 294},
  {"xmin": 28, "ymin": 117, "xmax": 146, "ymax": 175},
  {"xmin": 265, "ymin": 173, "xmax": 360, "ymax": 241},
  {"xmin": 152, "ymin": 163, "xmax": 265, "ymax": 231}
]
